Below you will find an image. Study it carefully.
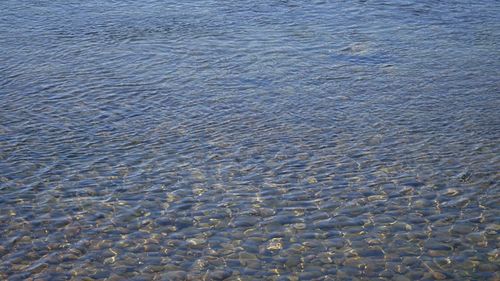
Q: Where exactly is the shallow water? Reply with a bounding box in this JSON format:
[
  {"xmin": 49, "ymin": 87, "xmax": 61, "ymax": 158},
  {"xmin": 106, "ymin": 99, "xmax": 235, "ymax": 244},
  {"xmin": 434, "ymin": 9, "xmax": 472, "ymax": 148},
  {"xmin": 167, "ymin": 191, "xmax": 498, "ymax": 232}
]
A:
[{"xmin": 1, "ymin": 0, "xmax": 499, "ymax": 280}]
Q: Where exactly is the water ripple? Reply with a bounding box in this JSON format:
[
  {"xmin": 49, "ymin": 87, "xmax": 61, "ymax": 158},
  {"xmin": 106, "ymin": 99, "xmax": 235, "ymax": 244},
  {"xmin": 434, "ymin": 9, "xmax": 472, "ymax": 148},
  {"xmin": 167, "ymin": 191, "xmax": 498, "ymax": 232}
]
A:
[{"xmin": 1, "ymin": 0, "xmax": 499, "ymax": 280}]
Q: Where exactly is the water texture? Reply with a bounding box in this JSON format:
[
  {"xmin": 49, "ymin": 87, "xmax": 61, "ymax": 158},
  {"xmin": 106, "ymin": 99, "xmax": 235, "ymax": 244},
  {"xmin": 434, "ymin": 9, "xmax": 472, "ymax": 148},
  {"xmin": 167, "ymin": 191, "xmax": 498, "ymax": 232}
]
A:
[{"xmin": 1, "ymin": 0, "xmax": 499, "ymax": 280}]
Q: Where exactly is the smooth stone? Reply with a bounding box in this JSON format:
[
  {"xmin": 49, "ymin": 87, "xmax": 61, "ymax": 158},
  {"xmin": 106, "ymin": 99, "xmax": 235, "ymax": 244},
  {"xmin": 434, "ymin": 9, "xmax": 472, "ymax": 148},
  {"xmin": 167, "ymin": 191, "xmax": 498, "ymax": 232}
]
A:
[
  {"xmin": 314, "ymin": 219, "xmax": 336, "ymax": 230},
  {"xmin": 402, "ymin": 257, "xmax": 420, "ymax": 266},
  {"xmin": 325, "ymin": 230, "xmax": 342, "ymax": 238},
  {"xmin": 0, "ymin": 246, "xmax": 7, "ymax": 255},
  {"xmin": 390, "ymin": 222, "xmax": 412, "ymax": 232},
  {"xmin": 241, "ymin": 240, "xmax": 260, "ymax": 254},
  {"xmin": 379, "ymin": 270, "xmax": 393, "ymax": 278},
  {"xmin": 428, "ymin": 250, "xmax": 449, "ymax": 257},
  {"xmin": 321, "ymin": 202, "xmax": 341, "ymax": 211},
  {"xmin": 233, "ymin": 216, "xmax": 259, "ymax": 228},
  {"xmin": 392, "ymin": 275, "xmax": 411, "ymax": 281},
  {"xmin": 407, "ymin": 214, "xmax": 427, "ymax": 224},
  {"xmin": 317, "ymin": 252, "xmax": 333, "ymax": 264},
  {"xmin": 367, "ymin": 195, "xmax": 387, "ymax": 202},
  {"xmin": 256, "ymin": 208, "xmax": 275, "ymax": 217},
  {"xmin": 466, "ymin": 232, "xmax": 486, "ymax": 243},
  {"xmin": 163, "ymin": 265, "xmax": 183, "ymax": 271},
  {"xmin": 238, "ymin": 252, "xmax": 260, "ymax": 268},
  {"xmin": 143, "ymin": 265, "xmax": 165, "ymax": 273},
  {"xmin": 424, "ymin": 242, "xmax": 453, "ymax": 251},
  {"xmin": 176, "ymin": 218, "xmax": 193, "ymax": 229},
  {"xmin": 113, "ymin": 266, "xmax": 134, "ymax": 275},
  {"xmin": 444, "ymin": 197, "xmax": 470, "ymax": 208},
  {"xmin": 157, "ymin": 217, "xmax": 175, "ymax": 226},
  {"xmin": 336, "ymin": 266, "xmax": 361, "ymax": 278},
  {"xmin": 292, "ymin": 223, "xmax": 306, "ymax": 230},
  {"xmin": 328, "ymin": 238, "xmax": 345, "ymax": 249},
  {"xmin": 443, "ymin": 188, "xmax": 460, "ymax": 196},
  {"xmin": 413, "ymin": 199, "xmax": 432, "ymax": 208},
  {"xmin": 186, "ymin": 238, "xmax": 207, "ymax": 249},
  {"xmin": 299, "ymin": 269, "xmax": 323, "ymax": 280},
  {"xmin": 90, "ymin": 270, "xmax": 109, "ymax": 279},
  {"xmin": 271, "ymin": 215, "xmax": 301, "ymax": 225},
  {"xmin": 285, "ymin": 256, "xmax": 301, "ymax": 269},
  {"xmin": 365, "ymin": 238, "xmax": 382, "ymax": 245},
  {"xmin": 487, "ymin": 249, "xmax": 498, "ymax": 262},
  {"xmin": 342, "ymin": 225, "xmax": 365, "ymax": 234},
  {"xmin": 208, "ymin": 269, "xmax": 233, "ymax": 280},
  {"xmin": 406, "ymin": 270, "xmax": 425, "ymax": 280},
  {"xmin": 359, "ymin": 247, "xmax": 385, "ymax": 257},
  {"xmin": 266, "ymin": 238, "xmax": 283, "ymax": 251},
  {"xmin": 143, "ymin": 244, "xmax": 161, "ymax": 252},
  {"xmin": 308, "ymin": 212, "xmax": 330, "ymax": 221},
  {"xmin": 484, "ymin": 224, "xmax": 500, "ymax": 235},
  {"xmin": 433, "ymin": 257, "xmax": 452, "ymax": 268},
  {"xmin": 302, "ymin": 240, "xmax": 324, "ymax": 249},
  {"xmin": 373, "ymin": 215, "xmax": 397, "ymax": 224},
  {"xmin": 30, "ymin": 263, "xmax": 48, "ymax": 274},
  {"xmin": 477, "ymin": 263, "xmax": 497, "ymax": 272},
  {"xmin": 162, "ymin": 270, "xmax": 187, "ymax": 281},
  {"xmin": 60, "ymin": 253, "xmax": 78, "ymax": 262},
  {"xmin": 430, "ymin": 271, "xmax": 447, "ymax": 280},
  {"xmin": 450, "ymin": 223, "xmax": 475, "ymax": 235},
  {"xmin": 306, "ymin": 177, "xmax": 318, "ymax": 184},
  {"xmin": 106, "ymin": 274, "xmax": 124, "ymax": 281}
]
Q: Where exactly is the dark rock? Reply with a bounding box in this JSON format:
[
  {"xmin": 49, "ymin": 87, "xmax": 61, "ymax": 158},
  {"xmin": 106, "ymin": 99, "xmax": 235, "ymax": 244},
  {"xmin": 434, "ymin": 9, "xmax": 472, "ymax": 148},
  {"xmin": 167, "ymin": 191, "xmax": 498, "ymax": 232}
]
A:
[
  {"xmin": 162, "ymin": 270, "xmax": 187, "ymax": 281},
  {"xmin": 208, "ymin": 269, "xmax": 233, "ymax": 280}
]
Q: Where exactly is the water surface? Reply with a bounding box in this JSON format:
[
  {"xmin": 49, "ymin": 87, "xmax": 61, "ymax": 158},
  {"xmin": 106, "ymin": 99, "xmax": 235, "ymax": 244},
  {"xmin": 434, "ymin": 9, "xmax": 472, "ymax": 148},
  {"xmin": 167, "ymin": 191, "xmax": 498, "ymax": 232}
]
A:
[{"xmin": 1, "ymin": 0, "xmax": 499, "ymax": 280}]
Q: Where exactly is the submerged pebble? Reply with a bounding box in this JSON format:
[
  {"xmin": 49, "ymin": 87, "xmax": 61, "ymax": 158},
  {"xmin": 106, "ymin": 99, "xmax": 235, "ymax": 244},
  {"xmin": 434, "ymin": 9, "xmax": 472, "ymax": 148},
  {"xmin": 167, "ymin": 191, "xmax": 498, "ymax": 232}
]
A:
[
  {"xmin": 208, "ymin": 269, "xmax": 233, "ymax": 280},
  {"xmin": 161, "ymin": 271, "xmax": 187, "ymax": 281},
  {"xmin": 266, "ymin": 238, "xmax": 283, "ymax": 251},
  {"xmin": 186, "ymin": 238, "xmax": 207, "ymax": 248},
  {"xmin": 239, "ymin": 252, "xmax": 260, "ymax": 268},
  {"xmin": 0, "ymin": 1, "xmax": 497, "ymax": 280}
]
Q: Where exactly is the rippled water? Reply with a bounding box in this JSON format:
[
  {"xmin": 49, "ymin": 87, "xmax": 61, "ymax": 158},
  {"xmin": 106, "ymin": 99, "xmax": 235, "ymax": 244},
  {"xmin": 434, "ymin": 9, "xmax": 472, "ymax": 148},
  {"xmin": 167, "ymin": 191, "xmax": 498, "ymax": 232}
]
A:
[{"xmin": 1, "ymin": 0, "xmax": 499, "ymax": 280}]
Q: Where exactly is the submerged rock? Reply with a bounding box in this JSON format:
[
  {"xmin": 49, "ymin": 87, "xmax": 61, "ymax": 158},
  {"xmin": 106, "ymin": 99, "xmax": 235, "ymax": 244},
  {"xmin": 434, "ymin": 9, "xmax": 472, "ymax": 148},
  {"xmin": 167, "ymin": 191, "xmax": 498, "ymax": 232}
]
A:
[
  {"xmin": 161, "ymin": 270, "xmax": 187, "ymax": 281},
  {"xmin": 186, "ymin": 238, "xmax": 207, "ymax": 249},
  {"xmin": 232, "ymin": 216, "xmax": 259, "ymax": 228},
  {"xmin": 239, "ymin": 252, "xmax": 260, "ymax": 268},
  {"xmin": 450, "ymin": 223, "xmax": 475, "ymax": 235},
  {"xmin": 208, "ymin": 269, "xmax": 233, "ymax": 280},
  {"xmin": 265, "ymin": 238, "xmax": 283, "ymax": 251}
]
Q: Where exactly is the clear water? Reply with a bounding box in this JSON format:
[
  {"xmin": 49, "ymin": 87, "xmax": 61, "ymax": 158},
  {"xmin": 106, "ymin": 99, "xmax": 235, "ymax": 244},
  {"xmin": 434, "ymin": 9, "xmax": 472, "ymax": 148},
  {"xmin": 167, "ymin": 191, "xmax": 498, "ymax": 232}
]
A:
[{"xmin": 1, "ymin": 0, "xmax": 499, "ymax": 280}]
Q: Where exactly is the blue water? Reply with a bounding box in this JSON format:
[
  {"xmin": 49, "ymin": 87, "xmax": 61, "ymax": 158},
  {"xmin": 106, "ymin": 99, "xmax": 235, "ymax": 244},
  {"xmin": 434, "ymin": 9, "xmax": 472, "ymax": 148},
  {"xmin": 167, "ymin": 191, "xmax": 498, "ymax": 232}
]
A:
[{"xmin": 1, "ymin": 1, "xmax": 499, "ymax": 280}]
